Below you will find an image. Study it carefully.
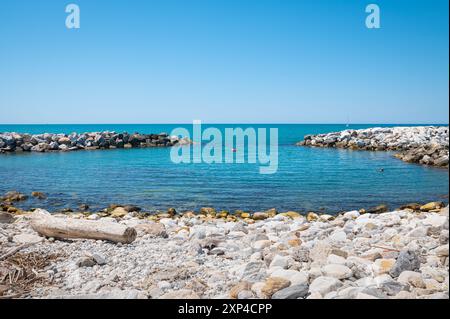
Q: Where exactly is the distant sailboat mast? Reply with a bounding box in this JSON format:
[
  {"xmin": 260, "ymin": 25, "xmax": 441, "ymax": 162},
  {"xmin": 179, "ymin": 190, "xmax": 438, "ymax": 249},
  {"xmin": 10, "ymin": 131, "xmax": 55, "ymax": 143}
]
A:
[{"xmin": 346, "ymin": 115, "xmax": 350, "ymax": 128}]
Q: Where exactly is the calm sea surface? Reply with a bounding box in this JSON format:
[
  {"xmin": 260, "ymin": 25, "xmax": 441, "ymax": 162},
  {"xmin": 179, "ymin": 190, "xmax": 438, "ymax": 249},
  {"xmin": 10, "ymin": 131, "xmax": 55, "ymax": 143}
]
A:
[{"xmin": 0, "ymin": 124, "xmax": 448, "ymax": 213}]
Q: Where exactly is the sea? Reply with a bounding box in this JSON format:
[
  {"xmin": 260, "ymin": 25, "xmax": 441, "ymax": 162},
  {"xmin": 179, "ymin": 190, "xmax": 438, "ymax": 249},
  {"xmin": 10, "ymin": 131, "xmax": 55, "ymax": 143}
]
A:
[{"xmin": 0, "ymin": 124, "xmax": 448, "ymax": 214}]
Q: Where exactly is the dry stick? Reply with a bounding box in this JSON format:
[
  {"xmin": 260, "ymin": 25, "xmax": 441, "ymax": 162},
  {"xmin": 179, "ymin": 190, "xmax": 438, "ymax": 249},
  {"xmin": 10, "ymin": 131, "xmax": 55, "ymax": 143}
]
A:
[
  {"xmin": 0, "ymin": 243, "xmax": 35, "ymax": 261},
  {"xmin": 370, "ymin": 244, "xmax": 400, "ymax": 252}
]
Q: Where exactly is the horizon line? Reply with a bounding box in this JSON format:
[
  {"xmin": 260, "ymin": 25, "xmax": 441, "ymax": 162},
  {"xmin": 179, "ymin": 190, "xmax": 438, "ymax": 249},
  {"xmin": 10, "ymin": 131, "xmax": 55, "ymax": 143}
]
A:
[{"xmin": 0, "ymin": 122, "xmax": 449, "ymax": 126}]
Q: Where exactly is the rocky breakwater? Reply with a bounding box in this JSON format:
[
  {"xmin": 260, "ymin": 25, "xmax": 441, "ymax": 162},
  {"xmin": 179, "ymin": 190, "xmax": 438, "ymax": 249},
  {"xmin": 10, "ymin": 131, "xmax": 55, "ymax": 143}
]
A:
[
  {"xmin": 0, "ymin": 131, "xmax": 191, "ymax": 154},
  {"xmin": 0, "ymin": 202, "xmax": 448, "ymax": 299},
  {"xmin": 297, "ymin": 126, "xmax": 449, "ymax": 168}
]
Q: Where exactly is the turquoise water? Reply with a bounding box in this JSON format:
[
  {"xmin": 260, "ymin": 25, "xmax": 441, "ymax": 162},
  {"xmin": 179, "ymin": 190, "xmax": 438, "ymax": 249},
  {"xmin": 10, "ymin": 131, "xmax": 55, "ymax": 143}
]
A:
[{"xmin": 0, "ymin": 124, "xmax": 448, "ymax": 213}]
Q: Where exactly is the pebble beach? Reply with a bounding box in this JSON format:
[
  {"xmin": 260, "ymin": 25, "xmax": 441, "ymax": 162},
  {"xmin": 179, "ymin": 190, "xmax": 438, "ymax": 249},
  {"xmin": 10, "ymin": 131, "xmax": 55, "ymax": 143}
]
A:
[{"xmin": 0, "ymin": 199, "xmax": 449, "ymax": 299}]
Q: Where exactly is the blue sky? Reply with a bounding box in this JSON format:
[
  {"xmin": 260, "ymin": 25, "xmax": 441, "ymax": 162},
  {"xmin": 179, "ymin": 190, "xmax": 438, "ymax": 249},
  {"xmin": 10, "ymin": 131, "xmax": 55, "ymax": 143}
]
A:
[{"xmin": 0, "ymin": 0, "xmax": 448, "ymax": 124}]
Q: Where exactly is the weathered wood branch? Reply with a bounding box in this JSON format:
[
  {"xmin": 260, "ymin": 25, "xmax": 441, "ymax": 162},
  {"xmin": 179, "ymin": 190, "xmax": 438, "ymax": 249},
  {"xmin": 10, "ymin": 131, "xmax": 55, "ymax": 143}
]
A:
[{"xmin": 30, "ymin": 210, "xmax": 136, "ymax": 244}]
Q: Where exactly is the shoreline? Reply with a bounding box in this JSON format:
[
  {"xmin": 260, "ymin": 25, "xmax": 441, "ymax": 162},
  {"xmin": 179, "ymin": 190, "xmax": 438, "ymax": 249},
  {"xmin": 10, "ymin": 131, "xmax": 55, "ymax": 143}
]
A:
[
  {"xmin": 0, "ymin": 201, "xmax": 448, "ymax": 299},
  {"xmin": 297, "ymin": 126, "xmax": 449, "ymax": 168},
  {"xmin": 2, "ymin": 190, "xmax": 448, "ymax": 218}
]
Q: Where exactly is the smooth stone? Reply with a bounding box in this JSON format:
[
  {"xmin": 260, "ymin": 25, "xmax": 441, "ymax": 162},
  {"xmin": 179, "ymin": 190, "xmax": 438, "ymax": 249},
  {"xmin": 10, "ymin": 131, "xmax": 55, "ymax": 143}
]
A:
[
  {"xmin": 237, "ymin": 290, "xmax": 255, "ymax": 299},
  {"xmin": 270, "ymin": 269, "xmax": 308, "ymax": 286},
  {"xmin": 337, "ymin": 287, "xmax": 364, "ymax": 299},
  {"xmin": 250, "ymin": 282, "xmax": 266, "ymax": 299},
  {"xmin": 92, "ymin": 253, "xmax": 107, "ymax": 266},
  {"xmin": 309, "ymin": 276, "xmax": 343, "ymax": 295},
  {"xmin": 252, "ymin": 212, "xmax": 269, "ymax": 220},
  {"xmin": 269, "ymin": 255, "xmax": 289, "ymax": 269},
  {"xmin": 360, "ymin": 248, "xmax": 383, "ymax": 261},
  {"xmin": 372, "ymin": 259, "xmax": 396, "ymax": 276},
  {"xmin": 433, "ymin": 244, "xmax": 449, "ymax": 257},
  {"xmin": 420, "ymin": 202, "xmax": 445, "ymax": 212},
  {"xmin": 86, "ymin": 214, "xmax": 100, "ymax": 220},
  {"xmin": 271, "ymin": 283, "xmax": 309, "ymax": 299},
  {"xmin": 110, "ymin": 207, "xmax": 128, "ymax": 218},
  {"xmin": 0, "ymin": 212, "xmax": 15, "ymax": 224},
  {"xmin": 423, "ymin": 215, "xmax": 448, "ymax": 228},
  {"xmin": 76, "ymin": 256, "xmax": 96, "ymax": 268},
  {"xmin": 13, "ymin": 233, "xmax": 44, "ymax": 244},
  {"xmin": 229, "ymin": 281, "xmax": 252, "ymax": 299},
  {"xmin": 343, "ymin": 210, "xmax": 360, "ymax": 220},
  {"xmin": 329, "ymin": 230, "xmax": 347, "ymax": 242},
  {"xmin": 321, "ymin": 264, "xmax": 353, "ymax": 279},
  {"xmin": 261, "ymin": 277, "xmax": 291, "ymax": 298},
  {"xmin": 380, "ymin": 280, "xmax": 410, "ymax": 296},
  {"xmin": 252, "ymin": 240, "xmax": 272, "ymax": 251},
  {"xmin": 306, "ymin": 292, "xmax": 323, "ymax": 299},
  {"xmin": 326, "ymin": 254, "xmax": 347, "ymax": 265},
  {"xmin": 397, "ymin": 271, "xmax": 426, "ymax": 288},
  {"xmin": 407, "ymin": 226, "xmax": 429, "ymax": 238},
  {"xmin": 135, "ymin": 223, "xmax": 168, "ymax": 238}
]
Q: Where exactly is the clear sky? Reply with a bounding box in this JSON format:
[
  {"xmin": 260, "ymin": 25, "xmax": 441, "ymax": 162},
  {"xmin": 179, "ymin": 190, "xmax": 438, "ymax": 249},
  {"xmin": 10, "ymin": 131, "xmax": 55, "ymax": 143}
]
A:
[{"xmin": 0, "ymin": 0, "xmax": 448, "ymax": 124}]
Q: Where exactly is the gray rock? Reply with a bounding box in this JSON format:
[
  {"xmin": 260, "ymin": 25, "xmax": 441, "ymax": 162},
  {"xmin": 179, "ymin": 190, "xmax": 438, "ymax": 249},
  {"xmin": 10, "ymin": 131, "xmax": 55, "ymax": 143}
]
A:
[
  {"xmin": 380, "ymin": 280, "xmax": 410, "ymax": 296},
  {"xmin": 92, "ymin": 253, "xmax": 107, "ymax": 266},
  {"xmin": 237, "ymin": 290, "xmax": 254, "ymax": 299},
  {"xmin": 0, "ymin": 212, "xmax": 15, "ymax": 224},
  {"xmin": 361, "ymin": 287, "xmax": 388, "ymax": 299},
  {"xmin": 209, "ymin": 248, "xmax": 225, "ymax": 256},
  {"xmin": 13, "ymin": 233, "xmax": 44, "ymax": 244},
  {"xmin": 291, "ymin": 246, "xmax": 310, "ymax": 262},
  {"xmin": 48, "ymin": 141, "xmax": 58, "ymax": 150},
  {"xmin": 309, "ymin": 276, "xmax": 342, "ymax": 295},
  {"xmin": 241, "ymin": 261, "xmax": 266, "ymax": 282},
  {"xmin": 232, "ymin": 223, "xmax": 249, "ymax": 234},
  {"xmin": 390, "ymin": 249, "xmax": 421, "ymax": 278},
  {"xmin": 435, "ymin": 156, "xmax": 449, "ymax": 167},
  {"xmin": 76, "ymin": 256, "xmax": 96, "ymax": 268},
  {"xmin": 271, "ymin": 284, "xmax": 309, "ymax": 299}
]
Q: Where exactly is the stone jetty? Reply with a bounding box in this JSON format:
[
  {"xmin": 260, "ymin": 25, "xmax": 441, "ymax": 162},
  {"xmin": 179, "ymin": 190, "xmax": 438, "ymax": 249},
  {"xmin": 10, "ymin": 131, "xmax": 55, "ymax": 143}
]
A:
[
  {"xmin": 0, "ymin": 131, "xmax": 191, "ymax": 154},
  {"xmin": 0, "ymin": 199, "xmax": 448, "ymax": 299},
  {"xmin": 297, "ymin": 126, "xmax": 449, "ymax": 168}
]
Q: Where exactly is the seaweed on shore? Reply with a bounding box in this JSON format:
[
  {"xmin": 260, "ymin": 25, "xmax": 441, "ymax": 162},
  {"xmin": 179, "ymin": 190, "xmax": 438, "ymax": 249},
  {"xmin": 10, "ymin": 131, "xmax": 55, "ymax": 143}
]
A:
[{"xmin": 0, "ymin": 251, "xmax": 61, "ymax": 299}]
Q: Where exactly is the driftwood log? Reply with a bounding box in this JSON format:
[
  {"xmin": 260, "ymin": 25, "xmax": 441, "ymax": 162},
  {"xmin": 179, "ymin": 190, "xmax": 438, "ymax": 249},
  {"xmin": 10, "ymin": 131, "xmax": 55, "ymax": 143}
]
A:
[{"xmin": 30, "ymin": 210, "xmax": 136, "ymax": 244}]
